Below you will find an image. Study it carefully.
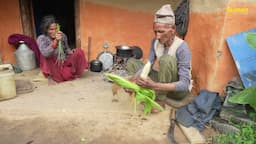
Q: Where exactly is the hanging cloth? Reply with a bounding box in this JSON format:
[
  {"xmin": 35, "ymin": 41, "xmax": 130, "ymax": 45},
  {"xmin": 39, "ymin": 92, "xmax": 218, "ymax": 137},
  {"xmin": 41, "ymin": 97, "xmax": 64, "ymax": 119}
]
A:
[{"xmin": 175, "ymin": 0, "xmax": 190, "ymax": 39}]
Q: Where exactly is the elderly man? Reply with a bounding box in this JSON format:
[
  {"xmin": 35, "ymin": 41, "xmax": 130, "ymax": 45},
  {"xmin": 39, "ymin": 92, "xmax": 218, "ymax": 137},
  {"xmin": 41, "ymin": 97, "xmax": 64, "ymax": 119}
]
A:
[{"xmin": 127, "ymin": 4, "xmax": 192, "ymax": 108}]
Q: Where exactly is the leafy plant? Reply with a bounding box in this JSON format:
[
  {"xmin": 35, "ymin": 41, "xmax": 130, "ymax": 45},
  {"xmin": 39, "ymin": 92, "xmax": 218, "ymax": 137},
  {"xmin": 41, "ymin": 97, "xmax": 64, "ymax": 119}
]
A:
[
  {"xmin": 228, "ymin": 86, "xmax": 256, "ymax": 110},
  {"xmin": 105, "ymin": 73, "xmax": 164, "ymax": 115},
  {"xmin": 56, "ymin": 24, "xmax": 65, "ymax": 65},
  {"xmin": 247, "ymin": 109, "xmax": 256, "ymax": 121},
  {"xmin": 246, "ymin": 32, "xmax": 256, "ymax": 49},
  {"xmin": 215, "ymin": 124, "xmax": 256, "ymax": 144}
]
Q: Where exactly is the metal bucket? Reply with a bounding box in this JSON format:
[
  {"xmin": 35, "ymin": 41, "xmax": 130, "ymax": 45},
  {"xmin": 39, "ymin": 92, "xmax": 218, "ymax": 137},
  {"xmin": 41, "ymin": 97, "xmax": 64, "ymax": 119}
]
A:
[{"xmin": 0, "ymin": 64, "xmax": 16, "ymax": 101}]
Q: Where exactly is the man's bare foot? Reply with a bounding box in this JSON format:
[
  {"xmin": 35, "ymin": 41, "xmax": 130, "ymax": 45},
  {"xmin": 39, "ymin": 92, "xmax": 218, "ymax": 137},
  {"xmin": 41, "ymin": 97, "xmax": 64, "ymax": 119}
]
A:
[{"xmin": 151, "ymin": 100, "xmax": 166, "ymax": 113}]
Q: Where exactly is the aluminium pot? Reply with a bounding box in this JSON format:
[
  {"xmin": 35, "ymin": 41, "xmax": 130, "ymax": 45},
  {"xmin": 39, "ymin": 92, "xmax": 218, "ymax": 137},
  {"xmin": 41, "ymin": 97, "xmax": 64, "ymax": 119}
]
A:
[
  {"xmin": 15, "ymin": 41, "xmax": 36, "ymax": 71},
  {"xmin": 90, "ymin": 59, "xmax": 103, "ymax": 72},
  {"xmin": 115, "ymin": 45, "xmax": 133, "ymax": 58}
]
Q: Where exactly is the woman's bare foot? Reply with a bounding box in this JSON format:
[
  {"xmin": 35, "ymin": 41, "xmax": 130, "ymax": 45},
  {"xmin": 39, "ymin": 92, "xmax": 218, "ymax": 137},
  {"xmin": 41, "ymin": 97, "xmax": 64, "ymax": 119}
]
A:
[{"xmin": 48, "ymin": 77, "xmax": 57, "ymax": 85}]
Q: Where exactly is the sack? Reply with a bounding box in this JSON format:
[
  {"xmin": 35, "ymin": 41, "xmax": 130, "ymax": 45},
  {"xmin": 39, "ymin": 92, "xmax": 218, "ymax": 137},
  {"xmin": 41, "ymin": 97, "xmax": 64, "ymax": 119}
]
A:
[{"xmin": 176, "ymin": 90, "xmax": 222, "ymax": 131}]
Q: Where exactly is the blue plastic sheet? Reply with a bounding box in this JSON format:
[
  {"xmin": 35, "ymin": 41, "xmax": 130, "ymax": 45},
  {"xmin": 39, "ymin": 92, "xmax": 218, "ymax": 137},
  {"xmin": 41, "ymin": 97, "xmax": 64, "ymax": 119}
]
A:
[{"xmin": 226, "ymin": 29, "xmax": 256, "ymax": 88}]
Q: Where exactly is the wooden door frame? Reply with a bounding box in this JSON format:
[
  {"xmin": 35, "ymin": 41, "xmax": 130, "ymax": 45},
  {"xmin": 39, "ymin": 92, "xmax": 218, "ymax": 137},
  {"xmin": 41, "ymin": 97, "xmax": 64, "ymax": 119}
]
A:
[
  {"xmin": 75, "ymin": 0, "xmax": 81, "ymax": 48},
  {"xmin": 19, "ymin": 0, "xmax": 36, "ymax": 39}
]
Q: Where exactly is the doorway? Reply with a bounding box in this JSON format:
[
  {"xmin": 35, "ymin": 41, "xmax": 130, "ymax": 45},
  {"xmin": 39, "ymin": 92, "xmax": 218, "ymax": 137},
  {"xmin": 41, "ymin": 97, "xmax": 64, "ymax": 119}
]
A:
[{"xmin": 32, "ymin": 0, "xmax": 76, "ymax": 48}]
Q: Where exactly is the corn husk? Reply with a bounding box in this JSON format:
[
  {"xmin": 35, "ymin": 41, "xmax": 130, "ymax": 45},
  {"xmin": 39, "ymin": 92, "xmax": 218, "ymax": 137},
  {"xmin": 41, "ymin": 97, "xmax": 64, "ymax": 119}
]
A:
[
  {"xmin": 105, "ymin": 73, "xmax": 164, "ymax": 114},
  {"xmin": 140, "ymin": 60, "xmax": 151, "ymax": 79}
]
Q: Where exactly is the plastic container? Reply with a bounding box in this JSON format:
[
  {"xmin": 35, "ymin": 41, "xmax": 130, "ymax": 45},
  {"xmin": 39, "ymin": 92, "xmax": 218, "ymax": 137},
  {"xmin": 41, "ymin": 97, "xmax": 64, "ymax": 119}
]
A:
[{"xmin": 0, "ymin": 64, "xmax": 16, "ymax": 100}]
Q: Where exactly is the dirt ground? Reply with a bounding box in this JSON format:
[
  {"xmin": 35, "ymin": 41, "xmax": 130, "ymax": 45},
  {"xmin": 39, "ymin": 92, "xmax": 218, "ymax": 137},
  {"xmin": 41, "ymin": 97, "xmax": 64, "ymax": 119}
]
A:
[{"xmin": 0, "ymin": 69, "xmax": 213, "ymax": 144}]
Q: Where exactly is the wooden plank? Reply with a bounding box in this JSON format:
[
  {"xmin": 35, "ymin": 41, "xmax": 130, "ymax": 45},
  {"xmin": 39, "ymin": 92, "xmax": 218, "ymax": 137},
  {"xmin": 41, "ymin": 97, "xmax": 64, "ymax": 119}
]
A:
[{"xmin": 178, "ymin": 123, "xmax": 205, "ymax": 144}]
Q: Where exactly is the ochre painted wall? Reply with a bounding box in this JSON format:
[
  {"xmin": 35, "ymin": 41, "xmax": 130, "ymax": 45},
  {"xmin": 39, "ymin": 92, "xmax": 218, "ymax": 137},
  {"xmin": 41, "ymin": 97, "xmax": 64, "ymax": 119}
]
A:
[
  {"xmin": 212, "ymin": 1, "xmax": 256, "ymax": 93},
  {"xmin": 79, "ymin": 1, "xmax": 154, "ymax": 61},
  {"xmin": 79, "ymin": 0, "xmax": 181, "ymax": 61},
  {"xmin": 186, "ymin": 0, "xmax": 256, "ymax": 94},
  {"xmin": 186, "ymin": 12, "xmax": 226, "ymax": 93},
  {"xmin": 0, "ymin": 0, "xmax": 23, "ymax": 64}
]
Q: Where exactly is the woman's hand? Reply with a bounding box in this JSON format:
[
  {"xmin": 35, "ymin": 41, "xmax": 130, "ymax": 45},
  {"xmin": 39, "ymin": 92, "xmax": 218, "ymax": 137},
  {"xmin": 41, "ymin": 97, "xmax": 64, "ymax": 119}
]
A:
[
  {"xmin": 51, "ymin": 31, "xmax": 62, "ymax": 49},
  {"xmin": 68, "ymin": 49, "xmax": 76, "ymax": 55},
  {"xmin": 55, "ymin": 31, "xmax": 63, "ymax": 41},
  {"xmin": 136, "ymin": 77, "xmax": 156, "ymax": 89}
]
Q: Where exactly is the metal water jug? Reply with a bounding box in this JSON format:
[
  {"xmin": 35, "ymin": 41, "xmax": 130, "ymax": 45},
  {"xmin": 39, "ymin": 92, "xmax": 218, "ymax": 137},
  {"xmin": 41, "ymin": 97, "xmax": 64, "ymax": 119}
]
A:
[{"xmin": 15, "ymin": 41, "xmax": 36, "ymax": 71}]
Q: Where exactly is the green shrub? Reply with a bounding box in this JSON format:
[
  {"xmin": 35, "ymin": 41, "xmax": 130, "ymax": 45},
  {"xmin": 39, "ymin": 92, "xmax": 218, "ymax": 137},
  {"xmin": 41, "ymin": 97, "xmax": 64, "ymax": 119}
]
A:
[{"xmin": 215, "ymin": 124, "xmax": 256, "ymax": 144}]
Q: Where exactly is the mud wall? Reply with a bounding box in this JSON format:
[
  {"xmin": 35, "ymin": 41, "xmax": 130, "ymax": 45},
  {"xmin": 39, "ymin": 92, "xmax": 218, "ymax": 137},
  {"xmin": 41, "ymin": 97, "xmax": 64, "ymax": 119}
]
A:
[
  {"xmin": 0, "ymin": 0, "xmax": 23, "ymax": 64},
  {"xmin": 186, "ymin": 0, "xmax": 256, "ymax": 94},
  {"xmin": 79, "ymin": 0, "xmax": 178, "ymax": 60}
]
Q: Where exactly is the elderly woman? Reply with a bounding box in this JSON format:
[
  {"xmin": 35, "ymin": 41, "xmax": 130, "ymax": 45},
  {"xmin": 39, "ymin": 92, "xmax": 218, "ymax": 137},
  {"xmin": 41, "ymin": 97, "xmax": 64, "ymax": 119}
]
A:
[{"xmin": 37, "ymin": 15, "xmax": 88, "ymax": 83}]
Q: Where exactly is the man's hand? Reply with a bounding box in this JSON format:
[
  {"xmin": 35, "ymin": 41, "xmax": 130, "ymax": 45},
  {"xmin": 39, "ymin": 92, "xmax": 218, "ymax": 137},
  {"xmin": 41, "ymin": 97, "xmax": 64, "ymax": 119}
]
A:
[
  {"xmin": 136, "ymin": 77, "xmax": 156, "ymax": 89},
  {"xmin": 128, "ymin": 76, "xmax": 139, "ymax": 82}
]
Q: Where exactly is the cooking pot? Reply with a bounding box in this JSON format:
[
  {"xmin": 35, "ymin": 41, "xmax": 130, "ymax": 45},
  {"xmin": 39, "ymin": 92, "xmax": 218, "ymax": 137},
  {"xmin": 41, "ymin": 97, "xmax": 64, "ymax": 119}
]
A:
[
  {"xmin": 131, "ymin": 46, "xmax": 143, "ymax": 59},
  {"xmin": 90, "ymin": 59, "xmax": 103, "ymax": 72},
  {"xmin": 115, "ymin": 45, "xmax": 133, "ymax": 58}
]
